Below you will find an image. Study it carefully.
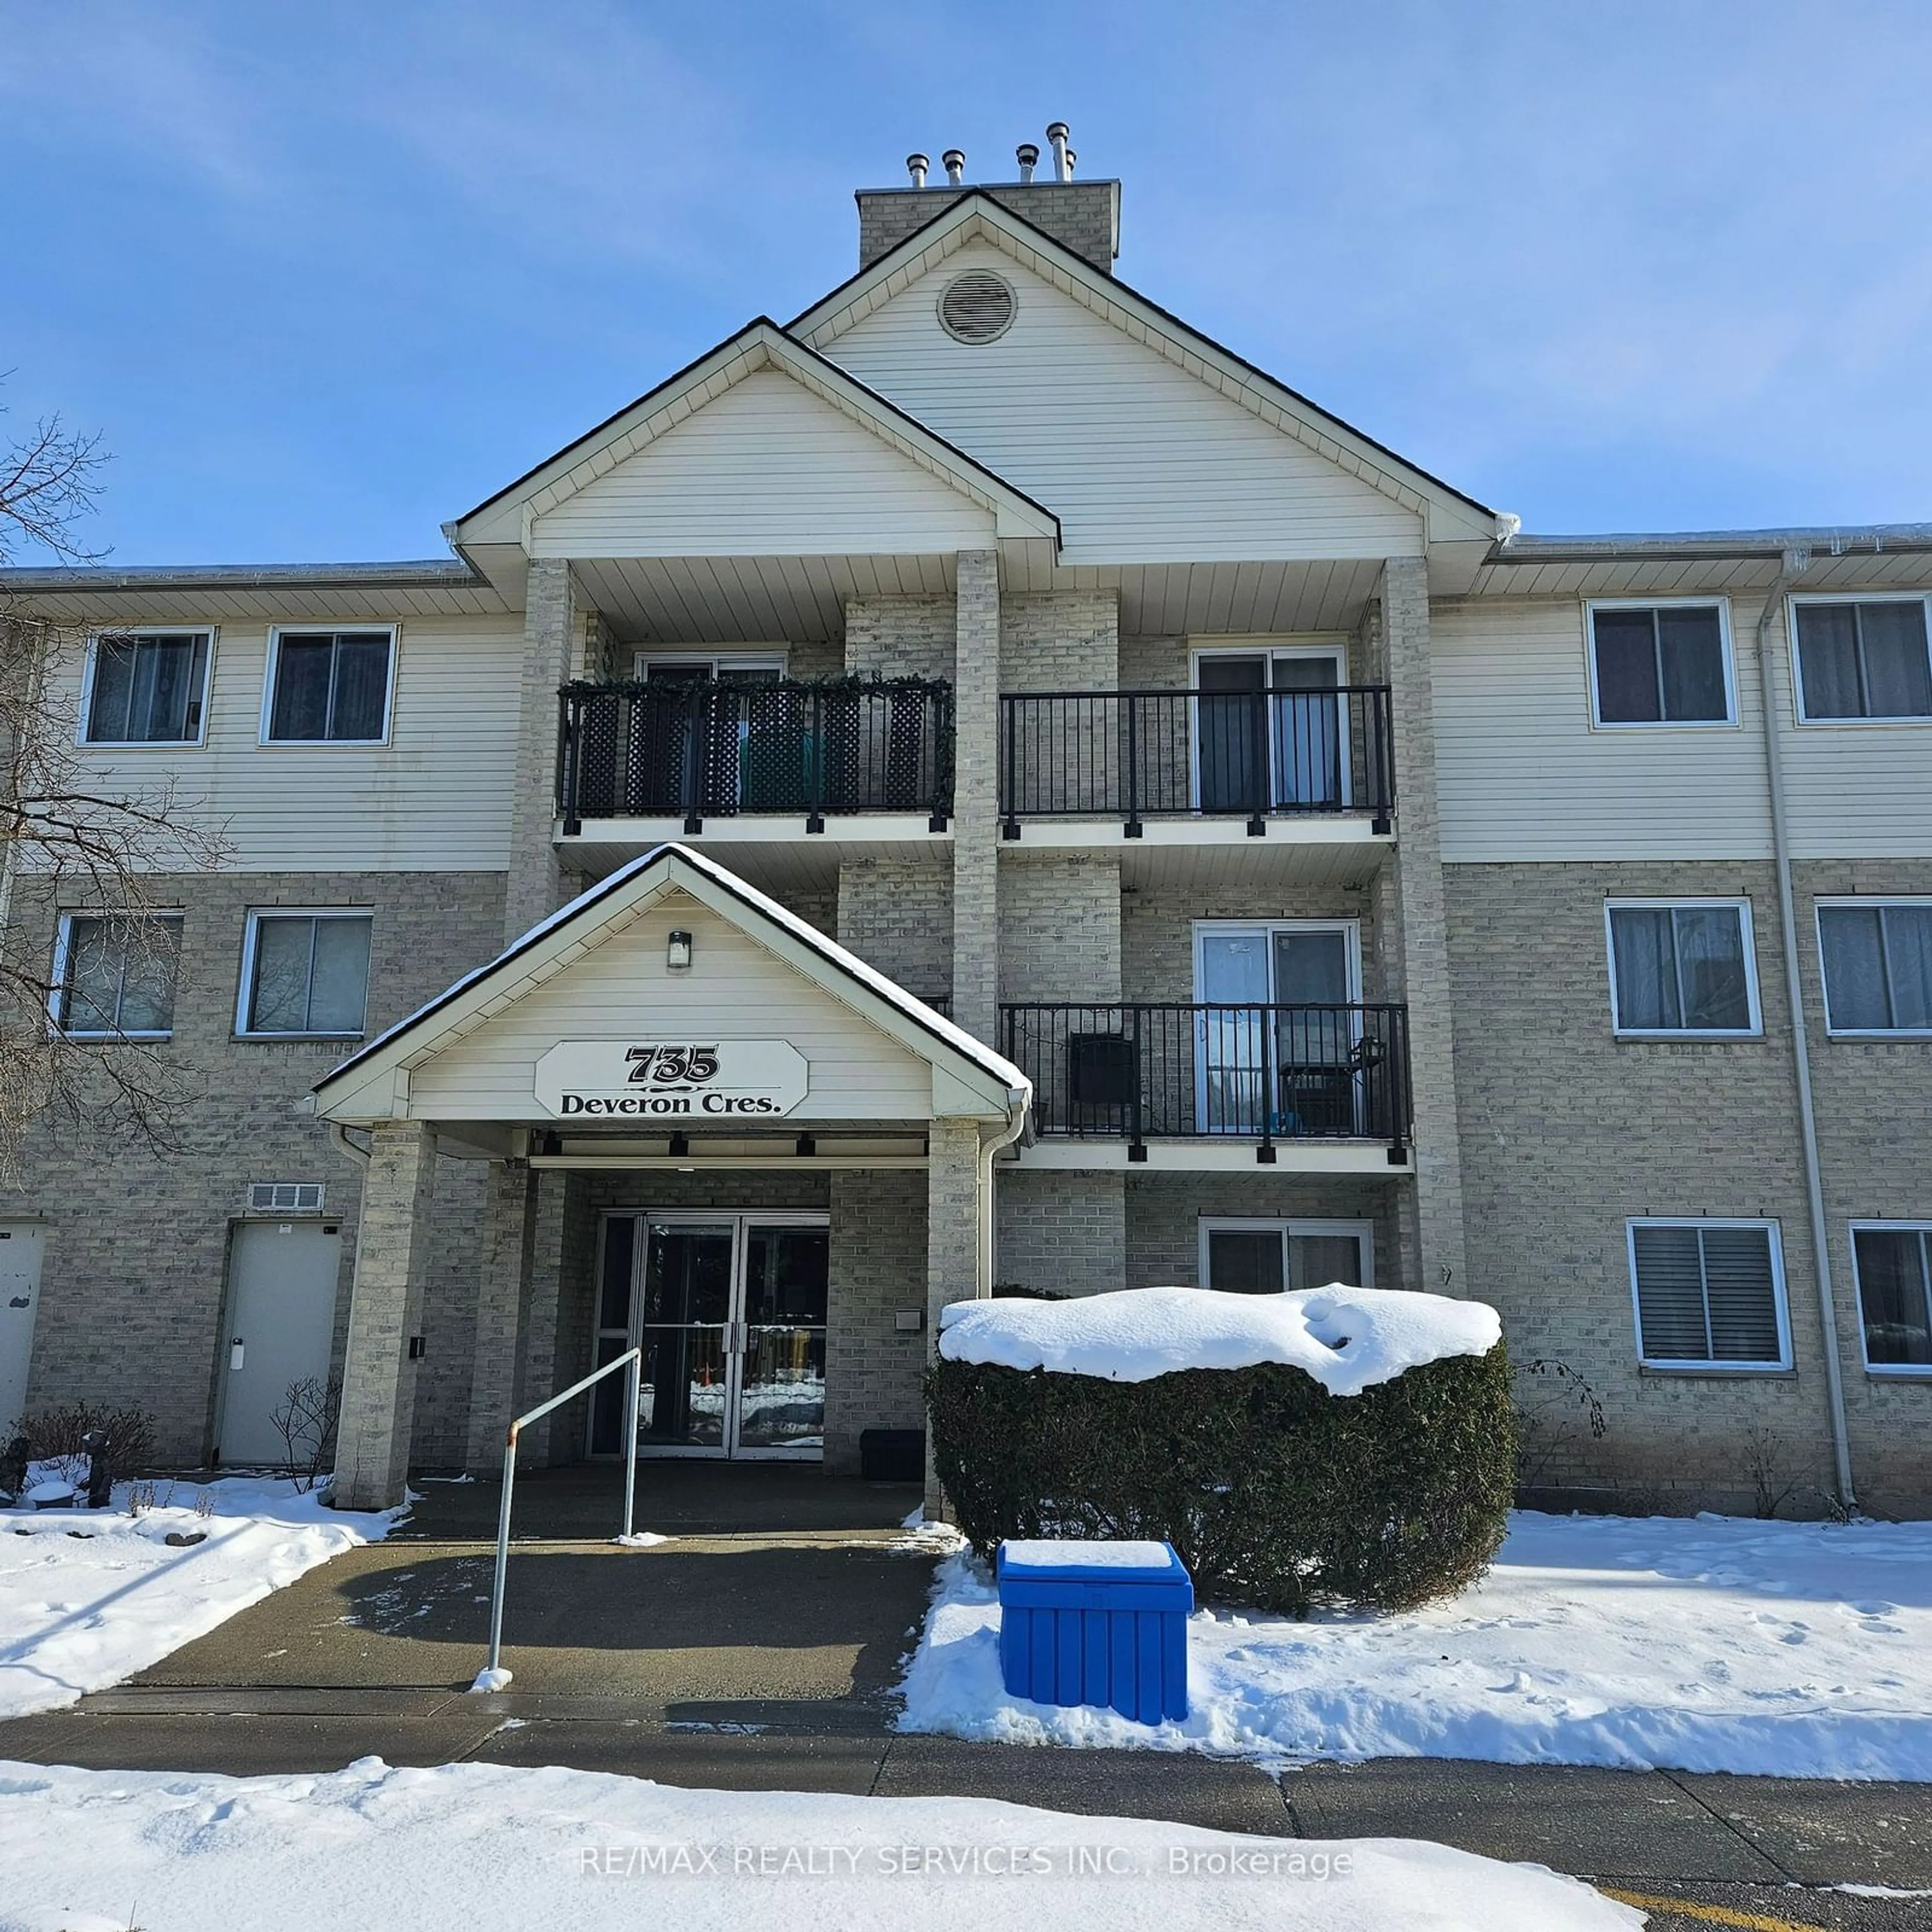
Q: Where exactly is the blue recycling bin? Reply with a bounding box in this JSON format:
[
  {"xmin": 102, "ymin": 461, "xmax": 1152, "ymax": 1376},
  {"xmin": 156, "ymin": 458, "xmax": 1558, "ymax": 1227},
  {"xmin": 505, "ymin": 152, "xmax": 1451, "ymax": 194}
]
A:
[{"xmin": 996, "ymin": 1539, "xmax": 1191, "ymax": 1725}]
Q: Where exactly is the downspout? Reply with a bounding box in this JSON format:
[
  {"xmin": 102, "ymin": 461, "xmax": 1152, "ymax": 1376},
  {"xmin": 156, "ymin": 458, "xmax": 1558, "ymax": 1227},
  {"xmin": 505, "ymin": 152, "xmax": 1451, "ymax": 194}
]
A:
[
  {"xmin": 978, "ymin": 1087, "xmax": 1031, "ymax": 1297},
  {"xmin": 328, "ymin": 1122, "xmax": 372, "ymax": 1166},
  {"xmin": 1753, "ymin": 548, "xmax": 1856, "ymax": 1511}
]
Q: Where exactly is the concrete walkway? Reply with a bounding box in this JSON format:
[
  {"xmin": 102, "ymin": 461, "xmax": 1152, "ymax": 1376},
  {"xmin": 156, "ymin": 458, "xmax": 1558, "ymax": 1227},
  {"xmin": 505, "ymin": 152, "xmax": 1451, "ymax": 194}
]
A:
[{"xmin": 2, "ymin": 1467, "xmax": 1929, "ymax": 1929}]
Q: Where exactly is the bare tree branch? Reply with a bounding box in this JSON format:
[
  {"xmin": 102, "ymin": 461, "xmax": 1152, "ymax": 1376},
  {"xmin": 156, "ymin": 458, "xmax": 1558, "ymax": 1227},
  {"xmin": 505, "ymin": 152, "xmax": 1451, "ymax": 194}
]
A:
[{"xmin": 0, "ymin": 384, "xmax": 232, "ymax": 1180}]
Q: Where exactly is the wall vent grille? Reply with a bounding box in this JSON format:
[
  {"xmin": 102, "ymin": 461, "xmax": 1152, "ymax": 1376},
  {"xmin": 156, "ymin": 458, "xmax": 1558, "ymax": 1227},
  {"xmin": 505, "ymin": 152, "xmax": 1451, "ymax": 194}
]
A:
[{"xmin": 938, "ymin": 271, "xmax": 1016, "ymax": 345}]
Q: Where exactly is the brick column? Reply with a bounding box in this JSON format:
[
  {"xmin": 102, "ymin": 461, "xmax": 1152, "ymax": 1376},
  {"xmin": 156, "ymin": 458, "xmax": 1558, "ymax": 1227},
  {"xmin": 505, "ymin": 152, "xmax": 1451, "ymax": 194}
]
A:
[
  {"xmin": 333, "ymin": 1122, "xmax": 437, "ymax": 1511},
  {"xmin": 503, "ymin": 558, "xmax": 578, "ymax": 945},
  {"xmin": 513, "ymin": 1170, "xmax": 571, "ymax": 1465},
  {"xmin": 464, "ymin": 1158, "xmax": 534, "ymax": 1473},
  {"xmin": 1379, "ymin": 555, "xmax": 1471, "ymax": 1301},
  {"xmin": 951, "ymin": 550, "xmax": 1000, "ymax": 1042},
  {"xmin": 925, "ymin": 1116, "xmax": 986, "ymax": 1516}
]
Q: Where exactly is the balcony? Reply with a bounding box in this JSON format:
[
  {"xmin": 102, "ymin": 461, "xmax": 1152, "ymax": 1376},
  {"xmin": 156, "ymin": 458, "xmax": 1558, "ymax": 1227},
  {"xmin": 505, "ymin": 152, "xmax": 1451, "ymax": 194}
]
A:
[
  {"xmin": 998, "ymin": 686, "xmax": 1394, "ymax": 888},
  {"xmin": 555, "ymin": 676, "xmax": 954, "ymax": 891},
  {"xmin": 1000, "ymin": 1002, "xmax": 1412, "ymax": 1172}
]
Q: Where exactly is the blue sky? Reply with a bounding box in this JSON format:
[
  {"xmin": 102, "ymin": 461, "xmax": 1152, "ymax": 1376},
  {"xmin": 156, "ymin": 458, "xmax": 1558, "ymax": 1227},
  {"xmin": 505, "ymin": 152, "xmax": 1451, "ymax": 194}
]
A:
[{"xmin": 6, "ymin": 1, "xmax": 1932, "ymax": 564}]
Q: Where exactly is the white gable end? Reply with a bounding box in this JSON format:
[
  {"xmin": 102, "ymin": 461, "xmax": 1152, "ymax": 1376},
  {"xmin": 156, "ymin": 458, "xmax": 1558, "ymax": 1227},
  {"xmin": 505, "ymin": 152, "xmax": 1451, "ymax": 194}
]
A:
[
  {"xmin": 530, "ymin": 369, "xmax": 997, "ymax": 559},
  {"xmin": 818, "ymin": 242, "xmax": 1423, "ymax": 567}
]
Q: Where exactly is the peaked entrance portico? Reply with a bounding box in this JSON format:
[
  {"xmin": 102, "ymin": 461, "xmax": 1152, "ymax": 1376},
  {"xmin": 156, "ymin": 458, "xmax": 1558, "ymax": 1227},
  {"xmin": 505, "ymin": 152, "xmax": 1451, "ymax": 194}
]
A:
[{"xmin": 313, "ymin": 845, "xmax": 1029, "ymax": 1511}]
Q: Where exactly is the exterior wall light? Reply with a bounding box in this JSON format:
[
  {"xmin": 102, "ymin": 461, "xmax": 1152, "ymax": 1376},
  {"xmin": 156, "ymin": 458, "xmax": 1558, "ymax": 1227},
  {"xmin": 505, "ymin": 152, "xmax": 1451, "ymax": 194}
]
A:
[{"xmin": 667, "ymin": 929, "xmax": 693, "ymax": 971}]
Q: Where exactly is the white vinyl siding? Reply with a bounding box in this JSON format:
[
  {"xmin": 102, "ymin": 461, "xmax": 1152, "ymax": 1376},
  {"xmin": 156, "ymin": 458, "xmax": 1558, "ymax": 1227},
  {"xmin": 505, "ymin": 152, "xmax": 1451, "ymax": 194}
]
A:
[
  {"xmin": 1628, "ymin": 1220, "xmax": 1790, "ymax": 1370},
  {"xmin": 80, "ymin": 630, "xmax": 212, "ymax": 746},
  {"xmin": 1605, "ymin": 900, "xmax": 1760, "ymax": 1036},
  {"xmin": 403, "ymin": 895, "xmax": 935, "ymax": 1123},
  {"xmin": 1852, "ymin": 1225, "xmax": 1932, "ymax": 1374},
  {"xmin": 238, "ymin": 911, "xmax": 373, "ymax": 1038},
  {"xmin": 820, "ymin": 240, "xmax": 1423, "ymax": 566},
  {"xmin": 50, "ymin": 615, "xmax": 524, "ymax": 871},
  {"xmin": 1430, "ymin": 599, "xmax": 1774, "ymax": 862},
  {"xmin": 531, "ymin": 370, "xmax": 998, "ymax": 558},
  {"xmin": 1817, "ymin": 900, "xmax": 1932, "ymax": 1034},
  {"xmin": 1791, "ymin": 596, "xmax": 1932, "ymax": 721},
  {"xmin": 50, "ymin": 913, "xmax": 183, "ymax": 1038}
]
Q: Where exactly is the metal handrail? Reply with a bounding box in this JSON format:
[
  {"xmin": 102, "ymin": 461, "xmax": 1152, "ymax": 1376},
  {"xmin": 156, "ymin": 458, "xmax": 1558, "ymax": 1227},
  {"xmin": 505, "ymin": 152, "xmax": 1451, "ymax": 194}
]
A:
[{"xmin": 478, "ymin": 1345, "xmax": 642, "ymax": 1688}]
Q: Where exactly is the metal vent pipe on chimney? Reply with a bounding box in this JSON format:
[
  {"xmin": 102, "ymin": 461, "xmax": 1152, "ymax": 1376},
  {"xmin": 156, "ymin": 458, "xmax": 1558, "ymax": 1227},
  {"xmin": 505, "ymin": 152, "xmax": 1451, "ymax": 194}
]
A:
[
  {"xmin": 1063, "ymin": 146, "xmax": 1076, "ymax": 181},
  {"xmin": 1016, "ymin": 142, "xmax": 1039, "ymax": 184},
  {"xmin": 942, "ymin": 148, "xmax": 965, "ymax": 186},
  {"xmin": 907, "ymin": 153, "xmax": 929, "ymax": 189},
  {"xmin": 1046, "ymin": 122, "xmax": 1071, "ymax": 183}
]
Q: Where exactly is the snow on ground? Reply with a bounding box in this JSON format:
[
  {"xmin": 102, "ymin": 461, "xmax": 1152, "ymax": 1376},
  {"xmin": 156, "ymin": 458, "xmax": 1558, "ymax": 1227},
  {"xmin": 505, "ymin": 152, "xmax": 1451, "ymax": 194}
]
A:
[
  {"xmin": 937, "ymin": 1284, "xmax": 1501, "ymax": 1396},
  {"xmin": 0, "ymin": 1478, "xmax": 397, "ymax": 1720},
  {"xmin": 0, "ymin": 1756, "xmax": 1637, "ymax": 1932},
  {"xmin": 901, "ymin": 1510, "xmax": 1932, "ymax": 1781}
]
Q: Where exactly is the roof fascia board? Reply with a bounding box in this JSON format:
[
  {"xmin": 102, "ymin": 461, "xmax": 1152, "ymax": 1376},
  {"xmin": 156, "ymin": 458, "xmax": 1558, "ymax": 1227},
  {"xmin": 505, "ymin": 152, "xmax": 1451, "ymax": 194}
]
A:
[
  {"xmin": 314, "ymin": 845, "xmax": 1024, "ymax": 1123},
  {"xmin": 0, "ymin": 560, "xmax": 485, "ymax": 592},
  {"xmin": 453, "ymin": 319, "xmax": 1058, "ymax": 550},
  {"xmin": 791, "ymin": 195, "xmax": 1501, "ymax": 546},
  {"xmin": 1492, "ymin": 526, "xmax": 1932, "ymax": 564}
]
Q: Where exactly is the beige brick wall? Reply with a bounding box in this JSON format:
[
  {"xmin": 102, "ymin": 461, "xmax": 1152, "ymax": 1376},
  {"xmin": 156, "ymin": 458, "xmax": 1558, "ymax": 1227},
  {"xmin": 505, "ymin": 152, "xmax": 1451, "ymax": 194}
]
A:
[
  {"xmin": 996, "ymin": 1169, "xmax": 1125, "ymax": 1297},
  {"xmin": 1125, "ymin": 1171, "xmax": 1407, "ymax": 1292},
  {"xmin": 837, "ymin": 858, "xmax": 952, "ymax": 1002},
  {"xmin": 0, "ymin": 869, "xmax": 504, "ymax": 1468},
  {"xmin": 825, "ymin": 1171, "xmax": 927, "ymax": 1473},
  {"xmin": 844, "ymin": 596, "xmax": 955, "ymax": 681},
  {"xmin": 999, "ymin": 855, "xmax": 1122, "ymax": 1003},
  {"xmin": 1445, "ymin": 859, "xmax": 1847, "ymax": 1510},
  {"xmin": 1000, "ymin": 592, "xmax": 1118, "ymax": 692}
]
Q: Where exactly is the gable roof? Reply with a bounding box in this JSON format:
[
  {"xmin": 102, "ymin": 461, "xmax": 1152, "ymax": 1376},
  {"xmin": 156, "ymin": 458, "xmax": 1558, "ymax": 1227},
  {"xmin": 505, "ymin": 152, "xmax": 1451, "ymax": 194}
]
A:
[
  {"xmin": 788, "ymin": 192, "xmax": 1506, "ymax": 548},
  {"xmin": 447, "ymin": 318, "xmax": 1060, "ymax": 554},
  {"xmin": 313, "ymin": 843, "xmax": 1029, "ymax": 1126}
]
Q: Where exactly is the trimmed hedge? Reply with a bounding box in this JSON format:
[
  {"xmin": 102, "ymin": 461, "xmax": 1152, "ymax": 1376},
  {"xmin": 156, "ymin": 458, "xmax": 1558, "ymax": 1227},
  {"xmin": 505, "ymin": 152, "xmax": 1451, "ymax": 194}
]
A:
[{"xmin": 926, "ymin": 1343, "xmax": 1516, "ymax": 1613}]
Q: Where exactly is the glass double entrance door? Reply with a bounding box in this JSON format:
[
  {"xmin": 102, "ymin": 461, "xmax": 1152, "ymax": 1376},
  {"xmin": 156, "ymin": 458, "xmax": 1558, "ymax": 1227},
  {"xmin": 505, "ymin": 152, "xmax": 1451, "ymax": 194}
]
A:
[{"xmin": 593, "ymin": 1214, "xmax": 829, "ymax": 1459}]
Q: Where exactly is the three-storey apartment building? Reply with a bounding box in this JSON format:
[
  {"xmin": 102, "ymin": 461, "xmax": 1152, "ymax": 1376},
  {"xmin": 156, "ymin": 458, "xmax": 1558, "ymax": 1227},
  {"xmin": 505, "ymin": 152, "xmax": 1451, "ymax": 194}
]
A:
[{"xmin": 4, "ymin": 137, "xmax": 1929, "ymax": 1515}]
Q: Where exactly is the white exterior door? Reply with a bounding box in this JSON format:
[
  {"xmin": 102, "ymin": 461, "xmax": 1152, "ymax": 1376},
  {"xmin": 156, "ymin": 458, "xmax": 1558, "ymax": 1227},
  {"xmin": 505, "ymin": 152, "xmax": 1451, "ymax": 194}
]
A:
[
  {"xmin": 0, "ymin": 1225, "xmax": 45, "ymax": 1435},
  {"xmin": 218, "ymin": 1220, "xmax": 342, "ymax": 1466}
]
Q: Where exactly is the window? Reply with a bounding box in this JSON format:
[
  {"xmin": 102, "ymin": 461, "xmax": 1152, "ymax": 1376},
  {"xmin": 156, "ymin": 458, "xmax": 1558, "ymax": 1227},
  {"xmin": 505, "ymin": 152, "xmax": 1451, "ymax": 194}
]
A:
[
  {"xmin": 1606, "ymin": 901, "xmax": 1759, "ymax": 1035},
  {"xmin": 1190, "ymin": 644, "xmax": 1349, "ymax": 812},
  {"xmin": 82, "ymin": 631, "xmax": 212, "ymax": 745},
  {"xmin": 1628, "ymin": 1220, "xmax": 1790, "ymax": 1370},
  {"xmin": 1817, "ymin": 901, "xmax": 1932, "ymax": 1034},
  {"xmin": 1199, "ymin": 1219, "xmax": 1374, "ymax": 1295},
  {"xmin": 1792, "ymin": 600, "xmax": 1932, "ymax": 721},
  {"xmin": 51, "ymin": 913, "xmax": 183, "ymax": 1037},
  {"xmin": 239, "ymin": 912, "xmax": 372, "ymax": 1036},
  {"xmin": 634, "ymin": 652, "xmax": 785, "ymax": 682},
  {"xmin": 1587, "ymin": 602, "xmax": 1733, "ymax": 725},
  {"xmin": 1853, "ymin": 1226, "xmax": 1932, "ymax": 1372},
  {"xmin": 263, "ymin": 629, "xmax": 394, "ymax": 743}
]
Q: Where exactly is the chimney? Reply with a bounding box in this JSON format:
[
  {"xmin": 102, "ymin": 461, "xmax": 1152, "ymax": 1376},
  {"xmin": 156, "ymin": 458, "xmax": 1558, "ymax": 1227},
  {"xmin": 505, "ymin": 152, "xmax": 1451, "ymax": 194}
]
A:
[
  {"xmin": 854, "ymin": 121, "xmax": 1121, "ymax": 275},
  {"xmin": 1046, "ymin": 122, "xmax": 1071, "ymax": 183}
]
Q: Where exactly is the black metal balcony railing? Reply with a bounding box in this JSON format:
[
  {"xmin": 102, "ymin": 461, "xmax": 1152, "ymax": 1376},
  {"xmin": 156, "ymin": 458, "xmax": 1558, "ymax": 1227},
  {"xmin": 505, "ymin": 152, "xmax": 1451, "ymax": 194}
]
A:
[
  {"xmin": 557, "ymin": 677, "xmax": 954, "ymax": 834},
  {"xmin": 999, "ymin": 687, "xmax": 1394, "ymax": 835},
  {"xmin": 1001, "ymin": 1002, "xmax": 1411, "ymax": 1161}
]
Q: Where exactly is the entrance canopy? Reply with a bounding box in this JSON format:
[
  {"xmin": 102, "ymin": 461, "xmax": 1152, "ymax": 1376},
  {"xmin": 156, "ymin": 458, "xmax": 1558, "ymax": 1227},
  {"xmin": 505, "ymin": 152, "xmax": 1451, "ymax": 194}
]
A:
[{"xmin": 312, "ymin": 844, "xmax": 1029, "ymax": 1161}]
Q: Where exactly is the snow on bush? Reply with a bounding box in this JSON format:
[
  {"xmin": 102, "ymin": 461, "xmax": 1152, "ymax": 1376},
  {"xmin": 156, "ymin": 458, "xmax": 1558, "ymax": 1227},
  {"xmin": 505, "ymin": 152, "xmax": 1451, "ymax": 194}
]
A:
[
  {"xmin": 939, "ymin": 1284, "xmax": 1501, "ymax": 1397},
  {"xmin": 928, "ymin": 1287, "xmax": 1515, "ymax": 1615}
]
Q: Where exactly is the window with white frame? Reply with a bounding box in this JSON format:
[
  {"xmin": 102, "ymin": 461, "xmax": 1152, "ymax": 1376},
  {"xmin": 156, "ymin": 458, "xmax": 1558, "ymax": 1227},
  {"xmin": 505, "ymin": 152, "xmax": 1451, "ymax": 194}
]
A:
[
  {"xmin": 1606, "ymin": 900, "xmax": 1759, "ymax": 1035},
  {"xmin": 1628, "ymin": 1220, "xmax": 1790, "ymax": 1369},
  {"xmin": 50, "ymin": 913, "xmax": 183, "ymax": 1038},
  {"xmin": 1817, "ymin": 901, "xmax": 1932, "ymax": 1034},
  {"xmin": 634, "ymin": 651, "xmax": 786, "ymax": 682},
  {"xmin": 1199, "ymin": 1218, "xmax": 1374, "ymax": 1296},
  {"xmin": 1588, "ymin": 602, "xmax": 1733, "ymax": 726},
  {"xmin": 1853, "ymin": 1225, "xmax": 1932, "ymax": 1372},
  {"xmin": 263, "ymin": 629, "xmax": 395, "ymax": 743},
  {"xmin": 1791, "ymin": 599, "xmax": 1932, "ymax": 721},
  {"xmin": 82, "ymin": 631, "xmax": 212, "ymax": 745},
  {"xmin": 238, "ymin": 911, "xmax": 372, "ymax": 1036}
]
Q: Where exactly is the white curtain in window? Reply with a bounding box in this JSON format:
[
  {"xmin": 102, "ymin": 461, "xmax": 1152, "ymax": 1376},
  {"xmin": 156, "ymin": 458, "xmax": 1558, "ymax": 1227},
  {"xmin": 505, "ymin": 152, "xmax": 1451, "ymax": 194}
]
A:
[
  {"xmin": 1883, "ymin": 907, "xmax": 1932, "ymax": 1029},
  {"xmin": 1858, "ymin": 603, "xmax": 1932, "ymax": 716},
  {"xmin": 308, "ymin": 919, "xmax": 372, "ymax": 1032},
  {"xmin": 1611, "ymin": 908, "xmax": 1677, "ymax": 1028}
]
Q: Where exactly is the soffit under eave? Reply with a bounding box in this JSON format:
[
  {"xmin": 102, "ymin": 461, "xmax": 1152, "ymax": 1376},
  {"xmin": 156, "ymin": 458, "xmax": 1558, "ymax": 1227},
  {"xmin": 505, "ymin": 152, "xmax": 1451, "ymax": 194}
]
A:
[{"xmin": 795, "ymin": 205, "xmax": 1499, "ymax": 549}]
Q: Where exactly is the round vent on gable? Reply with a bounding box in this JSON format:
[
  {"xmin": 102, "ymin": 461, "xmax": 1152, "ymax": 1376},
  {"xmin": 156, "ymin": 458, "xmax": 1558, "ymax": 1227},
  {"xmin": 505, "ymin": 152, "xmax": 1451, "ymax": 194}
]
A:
[{"xmin": 938, "ymin": 270, "xmax": 1016, "ymax": 345}]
